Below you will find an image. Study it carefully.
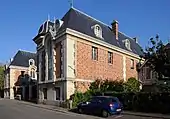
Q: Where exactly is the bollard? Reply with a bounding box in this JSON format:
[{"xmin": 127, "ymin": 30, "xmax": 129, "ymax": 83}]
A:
[{"xmin": 69, "ymin": 100, "xmax": 73, "ymax": 109}]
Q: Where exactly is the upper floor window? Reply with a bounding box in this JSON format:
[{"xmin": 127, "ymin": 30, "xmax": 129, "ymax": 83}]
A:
[
  {"xmin": 92, "ymin": 46, "xmax": 98, "ymax": 60},
  {"xmin": 124, "ymin": 39, "xmax": 131, "ymax": 50},
  {"xmin": 47, "ymin": 39, "xmax": 53, "ymax": 80},
  {"xmin": 93, "ymin": 24, "xmax": 103, "ymax": 38},
  {"xmin": 30, "ymin": 69, "xmax": 36, "ymax": 79},
  {"xmin": 131, "ymin": 59, "xmax": 134, "ymax": 69},
  {"xmin": 108, "ymin": 51, "xmax": 113, "ymax": 64},
  {"xmin": 29, "ymin": 59, "xmax": 35, "ymax": 66}
]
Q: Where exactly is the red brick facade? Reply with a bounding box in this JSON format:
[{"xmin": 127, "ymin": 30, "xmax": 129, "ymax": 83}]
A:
[
  {"xmin": 75, "ymin": 40, "xmax": 138, "ymax": 92},
  {"xmin": 76, "ymin": 41, "xmax": 123, "ymax": 81}
]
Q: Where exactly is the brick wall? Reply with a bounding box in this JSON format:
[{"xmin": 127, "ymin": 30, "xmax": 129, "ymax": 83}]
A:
[
  {"xmin": 10, "ymin": 68, "xmax": 28, "ymax": 87},
  {"xmin": 76, "ymin": 41, "xmax": 123, "ymax": 81}
]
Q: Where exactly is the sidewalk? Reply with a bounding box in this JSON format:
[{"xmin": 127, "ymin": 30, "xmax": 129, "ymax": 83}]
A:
[
  {"xmin": 18, "ymin": 100, "xmax": 170, "ymax": 119},
  {"xmin": 122, "ymin": 111, "xmax": 170, "ymax": 119}
]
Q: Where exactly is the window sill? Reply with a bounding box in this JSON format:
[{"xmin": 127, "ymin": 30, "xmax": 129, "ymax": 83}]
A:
[{"xmin": 108, "ymin": 63, "xmax": 113, "ymax": 65}]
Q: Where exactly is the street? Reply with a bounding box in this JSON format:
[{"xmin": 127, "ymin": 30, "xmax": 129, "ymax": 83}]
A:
[{"xmin": 0, "ymin": 99, "xmax": 162, "ymax": 119}]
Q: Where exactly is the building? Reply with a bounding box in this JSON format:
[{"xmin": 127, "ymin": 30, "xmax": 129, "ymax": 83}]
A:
[
  {"xmin": 4, "ymin": 50, "xmax": 37, "ymax": 100},
  {"xmin": 138, "ymin": 43, "xmax": 170, "ymax": 92},
  {"xmin": 33, "ymin": 8, "xmax": 143, "ymax": 105}
]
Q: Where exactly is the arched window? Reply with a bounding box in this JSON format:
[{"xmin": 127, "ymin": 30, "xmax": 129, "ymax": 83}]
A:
[
  {"xmin": 125, "ymin": 39, "xmax": 131, "ymax": 50},
  {"xmin": 94, "ymin": 24, "xmax": 102, "ymax": 38},
  {"xmin": 47, "ymin": 39, "xmax": 53, "ymax": 80},
  {"xmin": 29, "ymin": 59, "xmax": 35, "ymax": 66}
]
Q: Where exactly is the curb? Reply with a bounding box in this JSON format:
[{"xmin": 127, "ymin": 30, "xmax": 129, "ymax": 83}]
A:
[
  {"xmin": 17, "ymin": 100, "xmax": 69, "ymax": 114},
  {"xmin": 123, "ymin": 111, "xmax": 170, "ymax": 119}
]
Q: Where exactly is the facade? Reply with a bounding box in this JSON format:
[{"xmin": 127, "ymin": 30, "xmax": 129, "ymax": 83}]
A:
[
  {"xmin": 33, "ymin": 8, "xmax": 143, "ymax": 104},
  {"xmin": 4, "ymin": 50, "xmax": 37, "ymax": 100}
]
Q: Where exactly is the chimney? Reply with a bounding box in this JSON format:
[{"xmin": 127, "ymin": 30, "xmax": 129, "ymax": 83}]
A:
[
  {"xmin": 111, "ymin": 20, "xmax": 119, "ymax": 40},
  {"xmin": 133, "ymin": 37, "xmax": 138, "ymax": 43}
]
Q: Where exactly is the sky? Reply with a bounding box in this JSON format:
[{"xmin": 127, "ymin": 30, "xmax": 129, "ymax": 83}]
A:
[{"xmin": 0, "ymin": 0, "xmax": 170, "ymax": 63}]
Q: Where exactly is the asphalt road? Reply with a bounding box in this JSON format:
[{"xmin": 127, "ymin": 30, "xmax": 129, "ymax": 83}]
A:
[{"xmin": 0, "ymin": 99, "xmax": 161, "ymax": 119}]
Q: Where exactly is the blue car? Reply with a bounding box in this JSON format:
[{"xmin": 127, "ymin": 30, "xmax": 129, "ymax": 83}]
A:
[{"xmin": 77, "ymin": 96, "xmax": 123, "ymax": 117}]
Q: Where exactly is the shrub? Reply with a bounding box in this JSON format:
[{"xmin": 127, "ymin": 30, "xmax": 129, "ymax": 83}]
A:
[{"xmin": 124, "ymin": 77, "xmax": 140, "ymax": 92}]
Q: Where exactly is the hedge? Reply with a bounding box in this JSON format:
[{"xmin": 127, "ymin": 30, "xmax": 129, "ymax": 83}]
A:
[{"xmin": 72, "ymin": 91, "xmax": 170, "ymax": 114}]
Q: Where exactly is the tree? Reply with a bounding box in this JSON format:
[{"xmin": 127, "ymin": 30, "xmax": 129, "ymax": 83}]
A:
[
  {"xmin": 145, "ymin": 35, "xmax": 170, "ymax": 80},
  {"xmin": 0, "ymin": 66, "xmax": 4, "ymax": 90},
  {"xmin": 124, "ymin": 77, "xmax": 140, "ymax": 92}
]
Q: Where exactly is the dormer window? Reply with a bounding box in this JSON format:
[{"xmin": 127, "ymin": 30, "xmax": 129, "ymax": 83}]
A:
[
  {"xmin": 29, "ymin": 59, "xmax": 35, "ymax": 66},
  {"xmin": 93, "ymin": 24, "xmax": 103, "ymax": 38},
  {"xmin": 124, "ymin": 39, "xmax": 131, "ymax": 50}
]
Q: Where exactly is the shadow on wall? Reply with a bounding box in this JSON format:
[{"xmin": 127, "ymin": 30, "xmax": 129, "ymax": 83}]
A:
[{"xmin": 14, "ymin": 71, "xmax": 37, "ymax": 101}]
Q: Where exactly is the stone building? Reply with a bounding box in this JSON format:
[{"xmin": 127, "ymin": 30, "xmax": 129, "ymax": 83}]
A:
[
  {"xmin": 4, "ymin": 50, "xmax": 37, "ymax": 100},
  {"xmin": 33, "ymin": 8, "xmax": 143, "ymax": 104}
]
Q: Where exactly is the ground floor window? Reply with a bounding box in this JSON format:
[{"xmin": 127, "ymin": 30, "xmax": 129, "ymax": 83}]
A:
[
  {"xmin": 55, "ymin": 87, "xmax": 60, "ymax": 100},
  {"xmin": 43, "ymin": 88, "xmax": 47, "ymax": 99}
]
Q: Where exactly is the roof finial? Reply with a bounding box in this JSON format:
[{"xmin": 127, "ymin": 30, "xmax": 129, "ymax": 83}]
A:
[
  {"xmin": 48, "ymin": 14, "xmax": 50, "ymax": 21},
  {"xmin": 54, "ymin": 16, "xmax": 56, "ymax": 23},
  {"xmin": 68, "ymin": 0, "xmax": 73, "ymax": 8}
]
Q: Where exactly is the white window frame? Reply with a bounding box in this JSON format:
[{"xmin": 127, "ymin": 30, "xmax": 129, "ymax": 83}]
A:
[
  {"xmin": 124, "ymin": 39, "xmax": 131, "ymax": 50},
  {"xmin": 92, "ymin": 46, "xmax": 98, "ymax": 60},
  {"xmin": 108, "ymin": 51, "xmax": 113, "ymax": 64},
  {"xmin": 130, "ymin": 59, "xmax": 134, "ymax": 69},
  {"xmin": 29, "ymin": 59, "xmax": 35, "ymax": 66},
  {"xmin": 93, "ymin": 24, "xmax": 103, "ymax": 38}
]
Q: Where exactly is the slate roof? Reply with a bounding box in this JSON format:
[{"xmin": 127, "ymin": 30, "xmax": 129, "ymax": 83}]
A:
[
  {"xmin": 60, "ymin": 8, "xmax": 143, "ymax": 56},
  {"xmin": 10, "ymin": 50, "xmax": 37, "ymax": 67}
]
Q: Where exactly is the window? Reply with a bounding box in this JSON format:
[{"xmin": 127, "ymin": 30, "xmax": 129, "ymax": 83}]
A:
[
  {"xmin": 47, "ymin": 39, "xmax": 53, "ymax": 80},
  {"xmin": 130, "ymin": 59, "xmax": 134, "ymax": 69},
  {"xmin": 146, "ymin": 67, "xmax": 151, "ymax": 79},
  {"xmin": 125, "ymin": 39, "xmax": 131, "ymax": 50},
  {"xmin": 94, "ymin": 25, "xmax": 102, "ymax": 38},
  {"xmin": 41, "ymin": 50, "xmax": 46, "ymax": 81},
  {"xmin": 55, "ymin": 87, "xmax": 60, "ymax": 100},
  {"xmin": 30, "ymin": 69, "xmax": 36, "ymax": 79},
  {"xmin": 29, "ymin": 59, "xmax": 35, "ymax": 66},
  {"xmin": 108, "ymin": 51, "xmax": 113, "ymax": 64},
  {"xmin": 92, "ymin": 46, "xmax": 98, "ymax": 60},
  {"xmin": 43, "ymin": 88, "xmax": 47, "ymax": 99}
]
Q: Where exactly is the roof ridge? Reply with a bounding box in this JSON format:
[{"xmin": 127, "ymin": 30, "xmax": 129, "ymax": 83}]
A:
[
  {"xmin": 118, "ymin": 31, "xmax": 135, "ymax": 41},
  {"xmin": 18, "ymin": 49, "xmax": 36, "ymax": 54},
  {"xmin": 71, "ymin": 7, "xmax": 110, "ymax": 27}
]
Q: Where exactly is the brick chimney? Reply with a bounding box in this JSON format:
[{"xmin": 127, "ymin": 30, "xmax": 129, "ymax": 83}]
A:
[
  {"xmin": 133, "ymin": 37, "xmax": 138, "ymax": 43},
  {"xmin": 111, "ymin": 20, "xmax": 119, "ymax": 40}
]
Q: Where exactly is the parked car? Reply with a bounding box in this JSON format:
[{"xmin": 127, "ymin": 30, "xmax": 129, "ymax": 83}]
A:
[{"xmin": 77, "ymin": 96, "xmax": 123, "ymax": 117}]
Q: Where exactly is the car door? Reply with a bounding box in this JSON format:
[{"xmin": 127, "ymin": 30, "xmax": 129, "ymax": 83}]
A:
[{"xmin": 86, "ymin": 98, "xmax": 102, "ymax": 114}]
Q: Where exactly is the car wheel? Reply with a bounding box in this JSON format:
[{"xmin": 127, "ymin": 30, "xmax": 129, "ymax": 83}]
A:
[
  {"xmin": 78, "ymin": 108, "xmax": 83, "ymax": 114},
  {"xmin": 102, "ymin": 110, "xmax": 109, "ymax": 117}
]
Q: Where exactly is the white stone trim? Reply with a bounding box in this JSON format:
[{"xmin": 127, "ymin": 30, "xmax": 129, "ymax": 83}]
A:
[
  {"xmin": 9, "ymin": 65, "xmax": 28, "ymax": 70},
  {"xmin": 123, "ymin": 55, "xmax": 126, "ymax": 82},
  {"xmin": 66, "ymin": 28, "xmax": 141, "ymax": 59},
  {"xmin": 75, "ymin": 79, "xmax": 94, "ymax": 83}
]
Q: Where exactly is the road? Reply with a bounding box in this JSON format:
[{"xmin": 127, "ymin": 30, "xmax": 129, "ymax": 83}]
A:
[{"xmin": 0, "ymin": 99, "xmax": 161, "ymax": 119}]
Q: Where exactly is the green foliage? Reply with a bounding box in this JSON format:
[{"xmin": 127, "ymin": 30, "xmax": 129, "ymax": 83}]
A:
[
  {"xmin": 101, "ymin": 79, "xmax": 124, "ymax": 92},
  {"xmin": 108, "ymin": 92, "xmax": 170, "ymax": 113},
  {"xmin": 124, "ymin": 77, "xmax": 140, "ymax": 92},
  {"xmin": 0, "ymin": 66, "xmax": 4, "ymax": 90},
  {"xmin": 145, "ymin": 35, "xmax": 170, "ymax": 79},
  {"xmin": 72, "ymin": 78, "xmax": 140, "ymax": 107}
]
